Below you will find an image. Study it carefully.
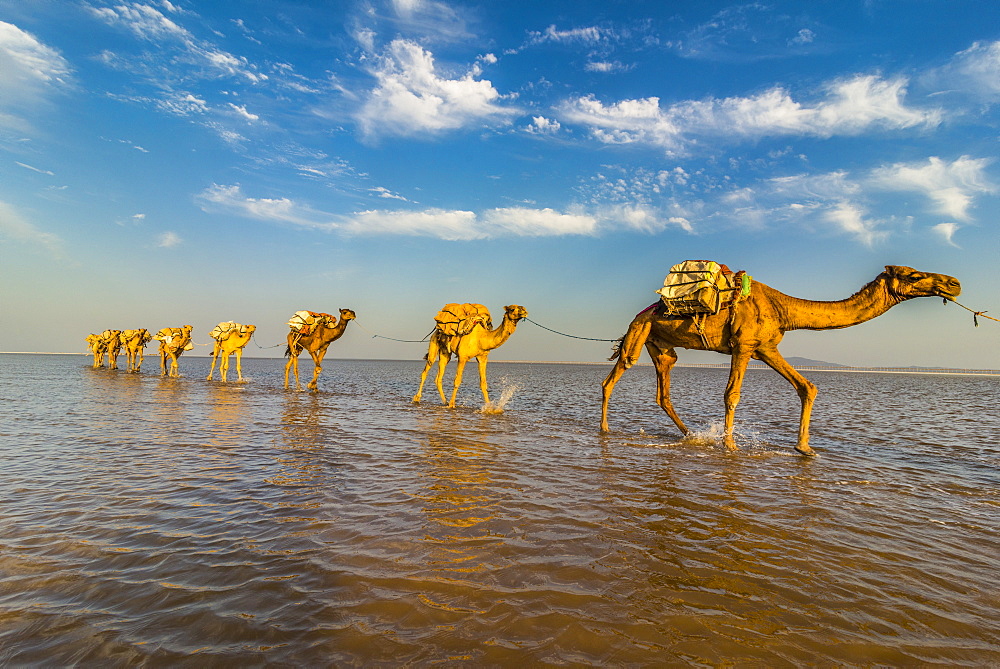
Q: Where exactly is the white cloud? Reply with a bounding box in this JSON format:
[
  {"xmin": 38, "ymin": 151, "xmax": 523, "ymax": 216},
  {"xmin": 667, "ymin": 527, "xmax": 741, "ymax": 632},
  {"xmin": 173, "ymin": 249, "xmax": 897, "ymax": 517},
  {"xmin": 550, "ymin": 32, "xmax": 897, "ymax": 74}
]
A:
[
  {"xmin": 0, "ymin": 22, "xmax": 72, "ymax": 129},
  {"xmin": 196, "ymin": 184, "xmax": 679, "ymax": 240},
  {"xmin": 525, "ymin": 115, "xmax": 560, "ymax": 134},
  {"xmin": 0, "ymin": 200, "xmax": 64, "ymax": 257},
  {"xmin": 481, "ymin": 207, "xmax": 596, "ymax": 236},
  {"xmin": 932, "ymin": 222, "xmax": 961, "ymax": 247},
  {"xmin": 821, "ymin": 201, "xmax": 887, "ymax": 247},
  {"xmin": 15, "ymin": 161, "xmax": 54, "ymax": 176},
  {"xmin": 356, "ymin": 39, "xmax": 516, "ymax": 139},
  {"xmin": 925, "ymin": 40, "xmax": 1000, "ymax": 101},
  {"xmin": 344, "ymin": 208, "xmax": 480, "ymax": 240},
  {"xmin": 156, "ymin": 91, "xmax": 208, "ymax": 116},
  {"xmin": 89, "ymin": 3, "xmax": 262, "ymax": 83},
  {"xmin": 228, "ymin": 103, "xmax": 259, "ymax": 122},
  {"xmin": 370, "ymin": 186, "xmax": 409, "ymax": 201},
  {"xmin": 560, "ymin": 74, "xmax": 939, "ymax": 154},
  {"xmin": 869, "ymin": 156, "xmax": 994, "ymax": 220},
  {"xmin": 528, "ymin": 25, "xmax": 610, "ymax": 45},
  {"xmin": 157, "ymin": 231, "xmax": 182, "ymax": 247},
  {"xmin": 196, "ymin": 184, "xmax": 333, "ymax": 229}
]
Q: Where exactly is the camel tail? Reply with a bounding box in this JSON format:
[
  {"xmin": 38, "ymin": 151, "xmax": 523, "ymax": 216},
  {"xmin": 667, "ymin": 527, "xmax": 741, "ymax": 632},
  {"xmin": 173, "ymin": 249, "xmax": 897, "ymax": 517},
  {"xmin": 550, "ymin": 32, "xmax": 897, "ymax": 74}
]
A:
[
  {"xmin": 608, "ymin": 335, "xmax": 625, "ymax": 361},
  {"xmin": 284, "ymin": 345, "xmax": 293, "ymax": 358}
]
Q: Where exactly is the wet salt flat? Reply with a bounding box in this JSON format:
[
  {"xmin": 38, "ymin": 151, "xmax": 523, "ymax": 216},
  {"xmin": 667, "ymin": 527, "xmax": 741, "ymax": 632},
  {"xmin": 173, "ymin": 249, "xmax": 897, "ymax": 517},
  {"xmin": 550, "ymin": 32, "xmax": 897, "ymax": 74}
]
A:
[{"xmin": 1, "ymin": 353, "xmax": 998, "ymax": 665}]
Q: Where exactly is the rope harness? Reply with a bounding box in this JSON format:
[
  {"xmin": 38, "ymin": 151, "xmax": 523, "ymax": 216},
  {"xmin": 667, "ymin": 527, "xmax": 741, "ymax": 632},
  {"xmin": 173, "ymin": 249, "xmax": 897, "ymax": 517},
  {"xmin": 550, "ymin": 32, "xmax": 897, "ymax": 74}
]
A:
[{"xmin": 523, "ymin": 317, "xmax": 618, "ymax": 342}]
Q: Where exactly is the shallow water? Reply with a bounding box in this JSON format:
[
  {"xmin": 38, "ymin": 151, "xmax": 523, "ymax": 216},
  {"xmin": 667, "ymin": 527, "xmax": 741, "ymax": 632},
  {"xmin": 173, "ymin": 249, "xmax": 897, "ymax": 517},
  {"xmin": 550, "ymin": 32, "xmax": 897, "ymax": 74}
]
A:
[{"xmin": 1, "ymin": 353, "xmax": 998, "ymax": 665}]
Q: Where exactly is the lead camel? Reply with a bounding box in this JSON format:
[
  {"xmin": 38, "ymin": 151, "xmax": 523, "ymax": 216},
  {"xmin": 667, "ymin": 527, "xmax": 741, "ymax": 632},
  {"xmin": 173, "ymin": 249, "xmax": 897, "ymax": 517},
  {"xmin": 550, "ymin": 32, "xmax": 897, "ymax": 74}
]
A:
[{"xmin": 600, "ymin": 265, "xmax": 961, "ymax": 455}]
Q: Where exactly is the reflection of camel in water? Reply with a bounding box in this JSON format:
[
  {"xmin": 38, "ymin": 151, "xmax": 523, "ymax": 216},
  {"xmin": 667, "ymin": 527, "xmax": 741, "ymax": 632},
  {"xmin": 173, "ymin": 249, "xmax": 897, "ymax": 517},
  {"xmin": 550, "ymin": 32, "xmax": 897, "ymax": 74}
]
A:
[
  {"xmin": 207, "ymin": 324, "xmax": 256, "ymax": 382},
  {"xmin": 601, "ymin": 265, "xmax": 961, "ymax": 455},
  {"xmin": 413, "ymin": 304, "xmax": 527, "ymax": 407},
  {"xmin": 155, "ymin": 325, "xmax": 194, "ymax": 377},
  {"xmin": 121, "ymin": 329, "xmax": 152, "ymax": 373},
  {"xmin": 284, "ymin": 309, "xmax": 356, "ymax": 392}
]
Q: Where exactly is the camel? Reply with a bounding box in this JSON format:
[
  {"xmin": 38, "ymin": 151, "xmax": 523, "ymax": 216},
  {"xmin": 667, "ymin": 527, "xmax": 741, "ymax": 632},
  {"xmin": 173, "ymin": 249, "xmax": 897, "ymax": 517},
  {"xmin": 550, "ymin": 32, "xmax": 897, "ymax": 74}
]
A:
[
  {"xmin": 102, "ymin": 330, "xmax": 124, "ymax": 370},
  {"xmin": 154, "ymin": 325, "xmax": 194, "ymax": 377},
  {"xmin": 412, "ymin": 304, "xmax": 528, "ymax": 407},
  {"xmin": 600, "ymin": 265, "xmax": 961, "ymax": 455},
  {"xmin": 85, "ymin": 334, "xmax": 106, "ymax": 368},
  {"xmin": 207, "ymin": 323, "xmax": 256, "ymax": 382},
  {"xmin": 284, "ymin": 309, "xmax": 356, "ymax": 391},
  {"xmin": 121, "ymin": 329, "xmax": 152, "ymax": 373}
]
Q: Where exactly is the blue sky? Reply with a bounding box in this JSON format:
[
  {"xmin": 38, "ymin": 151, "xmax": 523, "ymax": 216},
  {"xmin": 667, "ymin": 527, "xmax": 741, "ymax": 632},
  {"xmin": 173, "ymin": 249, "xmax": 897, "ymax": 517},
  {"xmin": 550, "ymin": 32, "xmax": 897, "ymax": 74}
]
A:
[{"xmin": 2, "ymin": 0, "xmax": 998, "ymax": 368}]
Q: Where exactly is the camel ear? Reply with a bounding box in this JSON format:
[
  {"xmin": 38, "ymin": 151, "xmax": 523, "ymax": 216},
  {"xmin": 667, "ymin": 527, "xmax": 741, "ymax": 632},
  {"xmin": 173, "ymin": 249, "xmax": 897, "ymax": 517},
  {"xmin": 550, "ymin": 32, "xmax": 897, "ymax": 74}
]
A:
[{"xmin": 884, "ymin": 265, "xmax": 901, "ymax": 276}]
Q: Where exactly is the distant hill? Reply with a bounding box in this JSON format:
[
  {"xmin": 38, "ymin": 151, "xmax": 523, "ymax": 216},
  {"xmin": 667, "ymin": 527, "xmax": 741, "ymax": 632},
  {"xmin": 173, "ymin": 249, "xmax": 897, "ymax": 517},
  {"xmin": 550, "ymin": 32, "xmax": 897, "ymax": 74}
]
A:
[{"xmin": 782, "ymin": 356, "xmax": 848, "ymax": 368}]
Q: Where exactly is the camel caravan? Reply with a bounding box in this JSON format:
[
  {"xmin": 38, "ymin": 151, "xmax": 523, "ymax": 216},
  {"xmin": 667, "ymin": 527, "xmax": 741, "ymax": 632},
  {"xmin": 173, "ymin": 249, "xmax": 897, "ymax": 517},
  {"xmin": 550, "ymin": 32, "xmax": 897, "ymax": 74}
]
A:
[{"xmin": 83, "ymin": 261, "xmax": 963, "ymax": 455}]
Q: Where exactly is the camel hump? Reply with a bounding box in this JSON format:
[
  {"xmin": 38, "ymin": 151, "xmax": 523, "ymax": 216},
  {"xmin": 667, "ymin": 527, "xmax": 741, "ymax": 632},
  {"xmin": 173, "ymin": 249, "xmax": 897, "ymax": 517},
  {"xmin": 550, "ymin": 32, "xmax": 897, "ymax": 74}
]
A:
[{"xmin": 435, "ymin": 303, "xmax": 492, "ymax": 336}]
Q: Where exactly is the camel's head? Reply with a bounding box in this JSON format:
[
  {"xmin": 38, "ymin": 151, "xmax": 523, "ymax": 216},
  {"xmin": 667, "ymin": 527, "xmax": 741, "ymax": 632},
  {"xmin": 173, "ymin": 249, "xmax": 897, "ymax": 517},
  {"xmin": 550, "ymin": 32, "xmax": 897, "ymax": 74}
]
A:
[
  {"xmin": 245, "ymin": 324, "xmax": 256, "ymax": 334},
  {"xmin": 182, "ymin": 325, "xmax": 194, "ymax": 334},
  {"xmin": 339, "ymin": 308, "xmax": 357, "ymax": 321},
  {"xmin": 504, "ymin": 305, "xmax": 528, "ymax": 321},
  {"xmin": 883, "ymin": 265, "xmax": 961, "ymax": 301}
]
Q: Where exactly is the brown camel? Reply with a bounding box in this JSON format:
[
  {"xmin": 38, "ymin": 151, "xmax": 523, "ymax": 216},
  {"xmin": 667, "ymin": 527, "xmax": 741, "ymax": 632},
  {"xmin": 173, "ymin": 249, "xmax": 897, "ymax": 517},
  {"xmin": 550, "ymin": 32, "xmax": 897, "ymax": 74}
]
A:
[
  {"xmin": 154, "ymin": 325, "xmax": 194, "ymax": 377},
  {"xmin": 284, "ymin": 309, "xmax": 356, "ymax": 391},
  {"xmin": 85, "ymin": 334, "xmax": 106, "ymax": 368},
  {"xmin": 207, "ymin": 323, "xmax": 256, "ymax": 382},
  {"xmin": 101, "ymin": 330, "xmax": 124, "ymax": 370},
  {"xmin": 600, "ymin": 265, "xmax": 961, "ymax": 455},
  {"xmin": 412, "ymin": 304, "xmax": 528, "ymax": 407},
  {"xmin": 121, "ymin": 329, "xmax": 152, "ymax": 373}
]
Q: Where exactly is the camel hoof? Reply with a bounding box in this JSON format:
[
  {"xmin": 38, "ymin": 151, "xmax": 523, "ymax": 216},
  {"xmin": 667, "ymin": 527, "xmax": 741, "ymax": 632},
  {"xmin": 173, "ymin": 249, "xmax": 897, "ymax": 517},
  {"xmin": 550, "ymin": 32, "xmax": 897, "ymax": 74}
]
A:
[
  {"xmin": 722, "ymin": 437, "xmax": 739, "ymax": 452},
  {"xmin": 795, "ymin": 444, "xmax": 817, "ymax": 456}
]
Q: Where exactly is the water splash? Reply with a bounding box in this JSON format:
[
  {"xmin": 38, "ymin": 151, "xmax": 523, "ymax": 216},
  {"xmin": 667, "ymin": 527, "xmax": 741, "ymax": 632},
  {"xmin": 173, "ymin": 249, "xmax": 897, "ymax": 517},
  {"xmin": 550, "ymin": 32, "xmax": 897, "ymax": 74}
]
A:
[{"xmin": 480, "ymin": 377, "xmax": 520, "ymax": 414}]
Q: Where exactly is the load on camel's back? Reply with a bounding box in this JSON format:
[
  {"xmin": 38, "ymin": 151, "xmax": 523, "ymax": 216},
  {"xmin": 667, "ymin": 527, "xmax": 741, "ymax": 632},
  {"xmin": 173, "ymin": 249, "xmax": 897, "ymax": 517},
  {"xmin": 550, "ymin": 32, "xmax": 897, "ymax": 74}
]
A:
[
  {"xmin": 434, "ymin": 303, "xmax": 492, "ymax": 337},
  {"xmin": 286, "ymin": 310, "xmax": 332, "ymax": 336}
]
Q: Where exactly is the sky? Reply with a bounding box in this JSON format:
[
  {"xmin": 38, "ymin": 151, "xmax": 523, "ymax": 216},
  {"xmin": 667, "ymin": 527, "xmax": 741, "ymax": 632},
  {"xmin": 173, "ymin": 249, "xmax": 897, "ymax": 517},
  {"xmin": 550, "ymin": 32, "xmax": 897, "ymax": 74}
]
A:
[{"xmin": 1, "ymin": 0, "xmax": 999, "ymax": 368}]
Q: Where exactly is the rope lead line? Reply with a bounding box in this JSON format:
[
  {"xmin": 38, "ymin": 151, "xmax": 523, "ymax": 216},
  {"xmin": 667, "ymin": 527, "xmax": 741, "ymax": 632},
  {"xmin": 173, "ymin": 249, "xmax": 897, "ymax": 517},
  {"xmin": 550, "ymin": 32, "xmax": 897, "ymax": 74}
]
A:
[
  {"xmin": 353, "ymin": 320, "xmax": 434, "ymax": 343},
  {"xmin": 524, "ymin": 317, "xmax": 618, "ymax": 342},
  {"xmin": 950, "ymin": 299, "xmax": 998, "ymax": 327}
]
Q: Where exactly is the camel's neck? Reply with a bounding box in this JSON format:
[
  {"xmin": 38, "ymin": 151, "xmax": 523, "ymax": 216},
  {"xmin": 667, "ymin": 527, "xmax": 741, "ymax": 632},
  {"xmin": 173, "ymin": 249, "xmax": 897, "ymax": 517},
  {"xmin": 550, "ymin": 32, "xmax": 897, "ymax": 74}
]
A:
[
  {"xmin": 318, "ymin": 319, "xmax": 349, "ymax": 342},
  {"xmin": 767, "ymin": 278, "xmax": 904, "ymax": 331},
  {"xmin": 481, "ymin": 315, "xmax": 520, "ymax": 350}
]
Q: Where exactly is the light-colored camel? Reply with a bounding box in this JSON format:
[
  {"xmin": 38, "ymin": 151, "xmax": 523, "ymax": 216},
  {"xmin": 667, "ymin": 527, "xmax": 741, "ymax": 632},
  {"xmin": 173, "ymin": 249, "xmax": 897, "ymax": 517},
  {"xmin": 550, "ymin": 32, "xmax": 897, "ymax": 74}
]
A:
[
  {"xmin": 86, "ymin": 334, "xmax": 106, "ymax": 368},
  {"xmin": 102, "ymin": 330, "xmax": 124, "ymax": 370},
  {"xmin": 121, "ymin": 329, "xmax": 152, "ymax": 373},
  {"xmin": 207, "ymin": 324, "xmax": 256, "ymax": 382},
  {"xmin": 413, "ymin": 304, "xmax": 528, "ymax": 407},
  {"xmin": 156, "ymin": 325, "xmax": 194, "ymax": 377},
  {"xmin": 600, "ymin": 265, "xmax": 961, "ymax": 455},
  {"xmin": 284, "ymin": 309, "xmax": 356, "ymax": 391}
]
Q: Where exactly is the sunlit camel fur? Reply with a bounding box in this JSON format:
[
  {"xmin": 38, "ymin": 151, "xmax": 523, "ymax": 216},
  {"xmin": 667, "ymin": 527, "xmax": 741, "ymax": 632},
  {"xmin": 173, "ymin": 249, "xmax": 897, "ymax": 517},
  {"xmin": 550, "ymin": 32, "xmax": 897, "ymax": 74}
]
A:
[
  {"xmin": 102, "ymin": 330, "xmax": 124, "ymax": 370},
  {"xmin": 121, "ymin": 329, "xmax": 152, "ymax": 373},
  {"xmin": 284, "ymin": 309, "xmax": 356, "ymax": 391},
  {"xmin": 207, "ymin": 324, "xmax": 256, "ymax": 382},
  {"xmin": 86, "ymin": 334, "xmax": 106, "ymax": 368},
  {"xmin": 600, "ymin": 265, "xmax": 961, "ymax": 455},
  {"xmin": 156, "ymin": 325, "xmax": 194, "ymax": 377},
  {"xmin": 413, "ymin": 304, "xmax": 528, "ymax": 408}
]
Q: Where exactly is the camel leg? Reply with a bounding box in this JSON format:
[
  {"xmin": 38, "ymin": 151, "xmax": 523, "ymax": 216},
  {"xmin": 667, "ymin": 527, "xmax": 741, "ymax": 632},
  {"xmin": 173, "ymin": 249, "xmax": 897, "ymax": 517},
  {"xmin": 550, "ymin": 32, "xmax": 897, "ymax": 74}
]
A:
[
  {"xmin": 476, "ymin": 353, "xmax": 490, "ymax": 406},
  {"xmin": 207, "ymin": 344, "xmax": 219, "ymax": 381},
  {"xmin": 307, "ymin": 350, "xmax": 326, "ymax": 392},
  {"xmin": 234, "ymin": 348, "xmax": 244, "ymax": 381},
  {"xmin": 160, "ymin": 349, "xmax": 167, "ymax": 376},
  {"xmin": 220, "ymin": 352, "xmax": 230, "ymax": 383},
  {"xmin": 755, "ymin": 347, "xmax": 818, "ymax": 456},
  {"xmin": 449, "ymin": 357, "xmax": 468, "ymax": 408},
  {"xmin": 600, "ymin": 318, "xmax": 653, "ymax": 432},
  {"xmin": 722, "ymin": 345, "xmax": 754, "ymax": 451},
  {"xmin": 646, "ymin": 342, "xmax": 689, "ymax": 436},
  {"xmin": 413, "ymin": 337, "xmax": 442, "ymax": 403}
]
